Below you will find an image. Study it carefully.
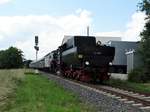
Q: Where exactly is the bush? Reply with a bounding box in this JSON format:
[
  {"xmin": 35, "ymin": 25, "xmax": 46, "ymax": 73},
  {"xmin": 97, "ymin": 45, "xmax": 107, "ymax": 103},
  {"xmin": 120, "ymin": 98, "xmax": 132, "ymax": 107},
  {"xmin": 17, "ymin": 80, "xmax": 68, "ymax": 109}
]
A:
[
  {"xmin": 0, "ymin": 47, "xmax": 23, "ymax": 69},
  {"xmin": 142, "ymin": 68, "xmax": 150, "ymax": 82},
  {"xmin": 128, "ymin": 68, "xmax": 150, "ymax": 83}
]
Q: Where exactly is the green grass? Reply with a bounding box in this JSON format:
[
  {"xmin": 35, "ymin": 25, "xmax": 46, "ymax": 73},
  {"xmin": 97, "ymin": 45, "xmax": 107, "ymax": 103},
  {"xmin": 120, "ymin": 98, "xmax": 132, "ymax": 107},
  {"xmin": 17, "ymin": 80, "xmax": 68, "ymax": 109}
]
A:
[
  {"xmin": 104, "ymin": 79, "xmax": 150, "ymax": 94},
  {"xmin": 0, "ymin": 69, "xmax": 25, "ymax": 108},
  {"xmin": 1, "ymin": 71, "xmax": 97, "ymax": 112}
]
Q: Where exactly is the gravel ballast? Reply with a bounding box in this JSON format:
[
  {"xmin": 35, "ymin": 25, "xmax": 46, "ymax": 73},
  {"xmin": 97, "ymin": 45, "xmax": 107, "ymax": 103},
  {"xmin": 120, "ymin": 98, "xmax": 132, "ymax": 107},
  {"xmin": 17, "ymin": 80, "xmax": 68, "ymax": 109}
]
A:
[{"xmin": 42, "ymin": 72, "xmax": 148, "ymax": 112}]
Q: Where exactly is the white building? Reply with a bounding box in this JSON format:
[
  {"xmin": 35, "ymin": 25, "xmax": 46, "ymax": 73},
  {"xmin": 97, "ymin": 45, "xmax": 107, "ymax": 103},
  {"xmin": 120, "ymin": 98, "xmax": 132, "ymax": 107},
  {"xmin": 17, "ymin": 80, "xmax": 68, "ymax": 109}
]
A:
[{"xmin": 96, "ymin": 36, "xmax": 121, "ymax": 44}]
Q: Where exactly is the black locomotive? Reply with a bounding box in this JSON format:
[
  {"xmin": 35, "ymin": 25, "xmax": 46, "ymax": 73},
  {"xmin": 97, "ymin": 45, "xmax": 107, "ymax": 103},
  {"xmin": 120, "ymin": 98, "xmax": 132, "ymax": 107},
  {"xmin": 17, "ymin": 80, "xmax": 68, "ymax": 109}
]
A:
[
  {"xmin": 58, "ymin": 36, "xmax": 115, "ymax": 82},
  {"xmin": 30, "ymin": 36, "xmax": 115, "ymax": 82}
]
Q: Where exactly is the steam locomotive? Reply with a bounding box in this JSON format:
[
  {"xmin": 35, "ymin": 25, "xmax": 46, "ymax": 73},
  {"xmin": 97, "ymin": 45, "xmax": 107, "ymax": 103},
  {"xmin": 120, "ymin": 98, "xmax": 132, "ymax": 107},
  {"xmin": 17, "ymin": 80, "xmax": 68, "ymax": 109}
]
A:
[{"xmin": 30, "ymin": 36, "xmax": 115, "ymax": 82}]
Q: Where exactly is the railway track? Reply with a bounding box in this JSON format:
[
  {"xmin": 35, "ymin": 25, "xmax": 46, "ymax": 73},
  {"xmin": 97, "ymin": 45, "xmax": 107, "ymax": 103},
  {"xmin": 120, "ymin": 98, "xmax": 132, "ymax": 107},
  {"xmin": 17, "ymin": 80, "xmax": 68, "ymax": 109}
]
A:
[
  {"xmin": 89, "ymin": 85, "xmax": 150, "ymax": 109},
  {"xmin": 61, "ymin": 77, "xmax": 150, "ymax": 111},
  {"xmin": 42, "ymin": 71, "xmax": 150, "ymax": 111},
  {"xmin": 73, "ymin": 80, "xmax": 150, "ymax": 111}
]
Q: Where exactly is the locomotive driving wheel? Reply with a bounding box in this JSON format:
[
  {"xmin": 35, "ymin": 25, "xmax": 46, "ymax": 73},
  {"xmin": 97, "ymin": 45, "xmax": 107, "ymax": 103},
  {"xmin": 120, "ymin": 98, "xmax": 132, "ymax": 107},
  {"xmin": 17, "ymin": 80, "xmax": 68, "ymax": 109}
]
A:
[{"xmin": 78, "ymin": 71, "xmax": 92, "ymax": 82}]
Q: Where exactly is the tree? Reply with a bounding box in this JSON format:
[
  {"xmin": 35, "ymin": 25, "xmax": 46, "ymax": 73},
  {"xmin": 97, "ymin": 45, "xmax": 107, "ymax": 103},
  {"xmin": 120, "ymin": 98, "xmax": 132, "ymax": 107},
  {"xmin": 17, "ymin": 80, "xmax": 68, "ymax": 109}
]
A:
[
  {"xmin": 0, "ymin": 47, "xmax": 24, "ymax": 69},
  {"xmin": 0, "ymin": 50, "xmax": 5, "ymax": 68},
  {"xmin": 138, "ymin": 0, "xmax": 150, "ymax": 81}
]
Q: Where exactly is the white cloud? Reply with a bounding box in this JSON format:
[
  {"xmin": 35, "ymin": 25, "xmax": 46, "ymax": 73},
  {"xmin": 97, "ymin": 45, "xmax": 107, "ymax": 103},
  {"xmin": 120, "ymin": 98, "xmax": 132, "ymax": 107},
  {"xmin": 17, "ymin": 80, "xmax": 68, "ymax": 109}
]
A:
[
  {"xmin": 123, "ymin": 12, "xmax": 146, "ymax": 41},
  {"xmin": 0, "ymin": 0, "xmax": 12, "ymax": 5},
  {"xmin": 95, "ymin": 12, "xmax": 146, "ymax": 41},
  {"xmin": 0, "ymin": 9, "xmax": 92, "ymax": 59}
]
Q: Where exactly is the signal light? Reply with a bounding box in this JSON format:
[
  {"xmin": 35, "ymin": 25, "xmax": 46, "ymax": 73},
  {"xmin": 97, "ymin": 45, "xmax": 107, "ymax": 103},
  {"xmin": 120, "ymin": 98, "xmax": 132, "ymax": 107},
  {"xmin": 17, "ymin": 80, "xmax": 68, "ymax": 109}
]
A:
[{"xmin": 35, "ymin": 36, "xmax": 38, "ymax": 45}]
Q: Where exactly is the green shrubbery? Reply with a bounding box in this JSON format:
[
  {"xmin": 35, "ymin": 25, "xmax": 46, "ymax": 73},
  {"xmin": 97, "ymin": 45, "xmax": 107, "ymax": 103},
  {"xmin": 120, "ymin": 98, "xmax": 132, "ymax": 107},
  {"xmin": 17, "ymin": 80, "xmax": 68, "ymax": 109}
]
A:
[
  {"xmin": 105, "ymin": 78, "xmax": 150, "ymax": 93},
  {"xmin": 128, "ymin": 68, "xmax": 150, "ymax": 83}
]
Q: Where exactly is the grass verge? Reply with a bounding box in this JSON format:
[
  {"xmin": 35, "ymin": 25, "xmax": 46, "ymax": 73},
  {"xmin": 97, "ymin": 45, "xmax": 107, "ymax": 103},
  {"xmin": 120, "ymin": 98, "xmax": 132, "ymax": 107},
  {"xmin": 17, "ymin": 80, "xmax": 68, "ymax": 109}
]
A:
[
  {"xmin": 0, "ymin": 69, "xmax": 25, "ymax": 109},
  {"xmin": 104, "ymin": 79, "xmax": 150, "ymax": 94},
  {"xmin": 2, "ymin": 71, "xmax": 97, "ymax": 112}
]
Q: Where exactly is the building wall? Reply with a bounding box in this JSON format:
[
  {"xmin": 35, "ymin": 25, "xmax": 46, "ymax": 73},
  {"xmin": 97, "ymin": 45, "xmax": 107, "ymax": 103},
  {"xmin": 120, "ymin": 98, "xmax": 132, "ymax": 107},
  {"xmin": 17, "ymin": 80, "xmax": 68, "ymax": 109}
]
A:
[
  {"xmin": 126, "ymin": 51, "xmax": 143, "ymax": 73},
  {"xmin": 126, "ymin": 51, "xmax": 134, "ymax": 73},
  {"xmin": 107, "ymin": 41, "xmax": 139, "ymax": 66},
  {"xmin": 96, "ymin": 36, "xmax": 121, "ymax": 44},
  {"xmin": 110, "ymin": 73, "xmax": 128, "ymax": 80}
]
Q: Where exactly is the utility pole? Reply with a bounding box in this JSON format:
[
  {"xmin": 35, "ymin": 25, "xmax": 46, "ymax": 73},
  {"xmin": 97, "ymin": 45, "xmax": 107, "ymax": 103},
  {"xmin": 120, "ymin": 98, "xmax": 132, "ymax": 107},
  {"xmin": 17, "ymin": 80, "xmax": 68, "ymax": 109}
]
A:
[
  {"xmin": 34, "ymin": 36, "xmax": 39, "ymax": 61},
  {"xmin": 87, "ymin": 26, "xmax": 89, "ymax": 36},
  {"xmin": 34, "ymin": 36, "xmax": 39, "ymax": 74}
]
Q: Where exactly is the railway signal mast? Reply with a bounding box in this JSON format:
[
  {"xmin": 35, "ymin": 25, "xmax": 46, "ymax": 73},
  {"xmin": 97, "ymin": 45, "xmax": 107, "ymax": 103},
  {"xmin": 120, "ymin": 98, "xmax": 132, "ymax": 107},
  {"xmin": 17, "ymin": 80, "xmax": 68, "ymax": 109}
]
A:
[
  {"xmin": 34, "ymin": 36, "xmax": 39, "ymax": 61},
  {"xmin": 87, "ymin": 26, "xmax": 89, "ymax": 36}
]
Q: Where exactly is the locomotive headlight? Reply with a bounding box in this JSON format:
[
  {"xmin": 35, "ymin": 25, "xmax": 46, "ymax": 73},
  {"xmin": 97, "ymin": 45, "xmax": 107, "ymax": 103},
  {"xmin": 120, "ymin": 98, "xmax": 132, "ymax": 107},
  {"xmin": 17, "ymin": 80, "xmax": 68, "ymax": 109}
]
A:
[
  {"xmin": 109, "ymin": 62, "xmax": 112, "ymax": 66},
  {"xmin": 85, "ymin": 61, "xmax": 90, "ymax": 65},
  {"xmin": 78, "ymin": 54, "xmax": 83, "ymax": 59}
]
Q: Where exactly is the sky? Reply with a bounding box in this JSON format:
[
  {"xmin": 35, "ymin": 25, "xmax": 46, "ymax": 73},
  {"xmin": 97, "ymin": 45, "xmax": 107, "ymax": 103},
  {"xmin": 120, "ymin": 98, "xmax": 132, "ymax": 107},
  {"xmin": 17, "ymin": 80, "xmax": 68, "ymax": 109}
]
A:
[{"xmin": 0, "ymin": 0, "xmax": 146, "ymax": 60}]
